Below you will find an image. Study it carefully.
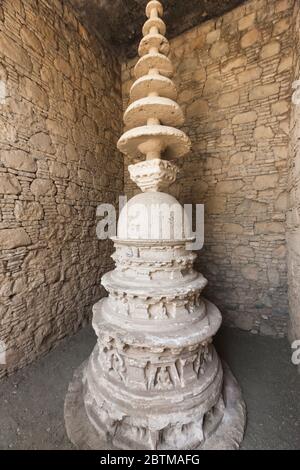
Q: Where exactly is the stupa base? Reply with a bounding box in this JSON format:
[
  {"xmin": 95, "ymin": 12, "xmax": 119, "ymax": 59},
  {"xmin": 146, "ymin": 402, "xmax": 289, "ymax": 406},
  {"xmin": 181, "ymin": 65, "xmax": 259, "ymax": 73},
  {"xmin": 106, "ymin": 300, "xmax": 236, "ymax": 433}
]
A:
[{"xmin": 64, "ymin": 361, "xmax": 246, "ymax": 451}]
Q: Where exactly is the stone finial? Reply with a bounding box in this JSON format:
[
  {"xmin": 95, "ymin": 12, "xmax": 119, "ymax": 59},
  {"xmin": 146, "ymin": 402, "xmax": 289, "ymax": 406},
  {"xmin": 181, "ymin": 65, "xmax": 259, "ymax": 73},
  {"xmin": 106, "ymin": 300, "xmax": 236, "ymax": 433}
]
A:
[{"xmin": 117, "ymin": 0, "xmax": 191, "ymax": 192}]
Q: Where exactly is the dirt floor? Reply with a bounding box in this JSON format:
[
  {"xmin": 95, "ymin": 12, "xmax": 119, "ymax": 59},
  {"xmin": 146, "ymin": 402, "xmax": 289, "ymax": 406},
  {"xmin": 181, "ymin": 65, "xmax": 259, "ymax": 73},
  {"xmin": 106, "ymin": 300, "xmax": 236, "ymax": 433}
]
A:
[{"xmin": 0, "ymin": 325, "xmax": 299, "ymax": 450}]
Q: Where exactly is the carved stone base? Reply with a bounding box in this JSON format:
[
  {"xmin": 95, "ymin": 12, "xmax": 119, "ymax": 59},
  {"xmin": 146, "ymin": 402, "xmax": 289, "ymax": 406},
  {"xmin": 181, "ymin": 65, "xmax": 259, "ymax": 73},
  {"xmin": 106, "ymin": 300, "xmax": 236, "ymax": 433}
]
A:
[{"xmin": 64, "ymin": 361, "xmax": 246, "ymax": 450}]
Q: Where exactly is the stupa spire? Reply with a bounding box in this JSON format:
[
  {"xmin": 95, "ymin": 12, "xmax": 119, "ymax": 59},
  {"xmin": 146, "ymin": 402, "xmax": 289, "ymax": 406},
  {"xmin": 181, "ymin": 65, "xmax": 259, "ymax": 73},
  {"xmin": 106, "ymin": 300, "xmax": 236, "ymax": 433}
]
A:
[{"xmin": 118, "ymin": 0, "xmax": 190, "ymax": 192}]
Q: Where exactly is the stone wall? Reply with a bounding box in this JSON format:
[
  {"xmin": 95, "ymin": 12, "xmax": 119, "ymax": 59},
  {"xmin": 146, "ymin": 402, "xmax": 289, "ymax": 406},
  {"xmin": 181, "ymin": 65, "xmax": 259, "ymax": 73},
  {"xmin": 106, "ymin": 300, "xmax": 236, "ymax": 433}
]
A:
[
  {"xmin": 0, "ymin": 0, "xmax": 123, "ymax": 376},
  {"xmin": 287, "ymin": 0, "xmax": 300, "ymax": 344},
  {"xmin": 122, "ymin": 0, "xmax": 296, "ymax": 337}
]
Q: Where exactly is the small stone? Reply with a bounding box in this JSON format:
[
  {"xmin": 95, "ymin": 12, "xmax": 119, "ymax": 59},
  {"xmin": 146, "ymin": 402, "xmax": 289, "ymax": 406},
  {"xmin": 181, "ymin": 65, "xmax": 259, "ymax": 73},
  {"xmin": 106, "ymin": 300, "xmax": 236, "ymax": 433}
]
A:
[
  {"xmin": 178, "ymin": 89, "xmax": 194, "ymax": 103},
  {"xmin": 260, "ymin": 41, "xmax": 281, "ymax": 59},
  {"xmin": 275, "ymin": 0, "xmax": 291, "ymax": 13},
  {"xmin": 49, "ymin": 161, "xmax": 69, "ymax": 179},
  {"xmin": 1, "ymin": 149, "xmax": 36, "ymax": 173},
  {"xmin": 14, "ymin": 201, "xmax": 44, "ymax": 221},
  {"xmin": 46, "ymin": 119, "xmax": 67, "ymax": 138},
  {"xmin": 29, "ymin": 132, "xmax": 55, "ymax": 154},
  {"xmin": 267, "ymin": 267, "xmax": 280, "ymax": 286},
  {"xmin": 218, "ymin": 91, "xmax": 239, "ymax": 108},
  {"xmin": 78, "ymin": 168, "xmax": 93, "ymax": 184},
  {"xmin": 232, "ymin": 111, "xmax": 257, "ymax": 124},
  {"xmin": 85, "ymin": 151, "xmax": 97, "ymax": 170},
  {"xmin": 273, "ymin": 244, "xmax": 286, "ymax": 258},
  {"xmin": 271, "ymin": 100, "xmax": 289, "ymax": 116},
  {"xmin": 273, "ymin": 18, "xmax": 290, "ymax": 35},
  {"xmin": 45, "ymin": 266, "xmax": 60, "ymax": 284},
  {"xmin": 205, "ymin": 196, "xmax": 226, "ymax": 213},
  {"xmin": 21, "ymin": 77, "xmax": 49, "ymax": 109},
  {"xmin": 223, "ymin": 223, "xmax": 243, "ymax": 234},
  {"xmin": 203, "ymin": 77, "xmax": 222, "ymax": 95},
  {"xmin": 278, "ymin": 55, "xmax": 292, "ymax": 72},
  {"xmin": 253, "ymin": 174, "xmax": 278, "ymax": 190},
  {"xmin": 279, "ymin": 119, "xmax": 289, "ymax": 134},
  {"xmin": 193, "ymin": 67, "xmax": 206, "ymax": 82},
  {"xmin": 230, "ymin": 153, "xmax": 243, "ymax": 165},
  {"xmin": 249, "ymin": 83, "xmax": 280, "ymax": 100},
  {"xmin": 231, "ymin": 151, "xmax": 255, "ymax": 165},
  {"xmin": 34, "ymin": 323, "xmax": 52, "ymax": 348},
  {"xmin": 0, "ymin": 278, "xmax": 13, "ymax": 297},
  {"xmin": 210, "ymin": 40, "xmax": 229, "ymax": 59},
  {"xmin": 238, "ymin": 67, "xmax": 262, "ymax": 84},
  {"xmin": 238, "ymin": 13, "xmax": 256, "ymax": 31},
  {"xmin": 241, "ymin": 28, "xmax": 261, "ymax": 48},
  {"xmin": 54, "ymin": 57, "xmax": 72, "ymax": 78},
  {"xmin": 186, "ymin": 99, "xmax": 209, "ymax": 117},
  {"xmin": 82, "ymin": 115, "xmax": 98, "ymax": 134},
  {"xmin": 30, "ymin": 178, "xmax": 56, "ymax": 197},
  {"xmin": 254, "ymin": 222, "xmax": 285, "ymax": 234},
  {"xmin": 0, "ymin": 174, "xmax": 21, "ymax": 194},
  {"xmin": 65, "ymin": 143, "xmax": 79, "ymax": 161},
  {"xmin": 233, "ymin": 245, "xmax": 254, "ymax": 258},
  {"xmin": 20, "ymin": 26, "xmax": 43, "ymax": 54},
  {"xmin": 63, "ymin": 4, "xmax": 78, "ymax": 29},
  {"xmin": 57, "ymin": 203, "xmax": 73, "ymax": 218},
  {"xmin": 66, "ymin": 182, "xmax": 81, "ymax": 200},
  {"xmin": 216, "ymin": 179, "xmax": 243, "ymax": 194},
  {"xmin": 236, "ymin": 199, "xmax": 267, "ymax": 215},
  {"xmin": 1, "ymin": 32, "xmax": 32, "ymax": 71},
  {"xmin": 206, "ymin": 29, "xmax": 220, "ymax": 44},
  {"xmin": 40, "ymin": 65, "xmax": 54, "ymax": 85},
  {"xmin": 219, "ymin": 134, "xmax": 235, "ymax": 146},
  {"xmin": 242, "ymin": 264, "xmax": 259, "ymax": 281},
  {"xmin": 9, "ymin": 0, "xmax": 24, "ymax": 15},
  {"xmin": 0, "ymin": 228, "xmax": 31, "ymax": 249},
  {"xmin": 222, "ymin": 56, "xmax": 247, "ymax": 73},
  {"xmin": 274, "ymin": 146, "xmax": 288, "ymax": 159},
  {"xmin": 178, "ymin": 55, "xmax": 198, "ymax": 73},
  {"xmin": 13, "ymin": 276, "xmax": 27, "ymax": 295},
  {"xmin": 254, "ymin": 125, "xmax": 274, "ymax": 140},
  {"xmin": 275, "ymin": 192, "xmax": 288, "ymax": 211},
  {"xmin": 204, "ymin": 157, "xmax": 222, "ymax": 170},
  {"xmin": 234, "ymin": 314, "xmax": 253, "ymax": 331},
  {"xmin": 78, "ymin": 23, "xmax": 89, "ymax": 41},
  {"xmin": 191, "ymin": 181, "xmax": 209, "ymax": 199}
]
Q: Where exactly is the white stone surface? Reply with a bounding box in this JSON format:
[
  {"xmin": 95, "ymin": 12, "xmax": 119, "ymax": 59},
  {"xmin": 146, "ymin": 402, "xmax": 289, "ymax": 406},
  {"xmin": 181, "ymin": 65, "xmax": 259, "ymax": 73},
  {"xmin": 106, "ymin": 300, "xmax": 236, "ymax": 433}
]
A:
[
  {"xmin": 130, "ymin": 74, "xmax": 177, "ymax": 101},
  {"xmin": 124, "ymin": 96, "xmax": 184, "ymax": 128},
  {"xmin": 128, "ymin": 159, "xmax": 179, "ymax": 192},
  {"xmin": 117, "ymin": 124, "xmax": 191, "ymax": 159}
]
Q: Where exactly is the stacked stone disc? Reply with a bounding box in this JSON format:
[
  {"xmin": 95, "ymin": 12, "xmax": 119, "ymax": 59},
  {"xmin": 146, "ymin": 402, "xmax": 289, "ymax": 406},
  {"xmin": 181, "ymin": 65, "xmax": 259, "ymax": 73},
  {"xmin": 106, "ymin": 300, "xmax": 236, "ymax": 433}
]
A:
[
  {"xmin": 118, "ymin": 0, "xmax": 190, "ymax": 192},
  {"xmin": 65, "ymin": 0, "xmax": 246, "ymax": 450}
]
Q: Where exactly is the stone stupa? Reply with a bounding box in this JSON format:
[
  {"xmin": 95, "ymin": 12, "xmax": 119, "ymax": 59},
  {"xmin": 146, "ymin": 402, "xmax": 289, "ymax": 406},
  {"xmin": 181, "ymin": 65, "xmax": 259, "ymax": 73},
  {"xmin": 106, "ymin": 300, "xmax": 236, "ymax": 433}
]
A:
[{"xmin": 65, "ymin": 0, "xmax": 246, "ymax": 450}]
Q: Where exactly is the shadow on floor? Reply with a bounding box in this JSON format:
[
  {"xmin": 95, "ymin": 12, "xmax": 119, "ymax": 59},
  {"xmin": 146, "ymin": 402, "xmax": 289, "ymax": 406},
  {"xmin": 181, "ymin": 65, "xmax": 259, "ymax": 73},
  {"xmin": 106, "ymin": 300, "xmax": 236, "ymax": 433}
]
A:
[
  {"xmin": 0, "ymin": 326, "xmax": 299, "ymax": 450},
  {"xmin": 215, "ymin": 328, "xmax": 300, "ymax": 450}
]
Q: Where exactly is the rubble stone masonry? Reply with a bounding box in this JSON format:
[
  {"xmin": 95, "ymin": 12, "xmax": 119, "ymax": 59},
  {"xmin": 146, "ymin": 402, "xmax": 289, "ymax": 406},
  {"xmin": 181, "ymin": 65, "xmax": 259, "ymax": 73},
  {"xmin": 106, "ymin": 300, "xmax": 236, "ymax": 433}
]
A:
[
  {"xmin": 0, "ymin": 0, "xmax": 123, "ymax": 377},
  {"xmin": 1, "ymin": 0, "xmax": 299, "ymax": 378},
  {"xmin": 122, "ymin": 0, "xmax": 297, "ymax": 337},
  {"xmin": 287, "ymin": 0, "xmax": 300, "ymax": 344}
]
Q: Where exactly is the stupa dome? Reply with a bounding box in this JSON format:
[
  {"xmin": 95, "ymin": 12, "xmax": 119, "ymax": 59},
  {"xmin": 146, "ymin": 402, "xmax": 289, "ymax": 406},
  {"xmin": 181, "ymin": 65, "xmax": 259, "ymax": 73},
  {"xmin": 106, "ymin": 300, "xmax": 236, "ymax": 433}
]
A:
[{"xmin": 117, "ymin": 192, "xmax": 192, "ymax": 240}]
